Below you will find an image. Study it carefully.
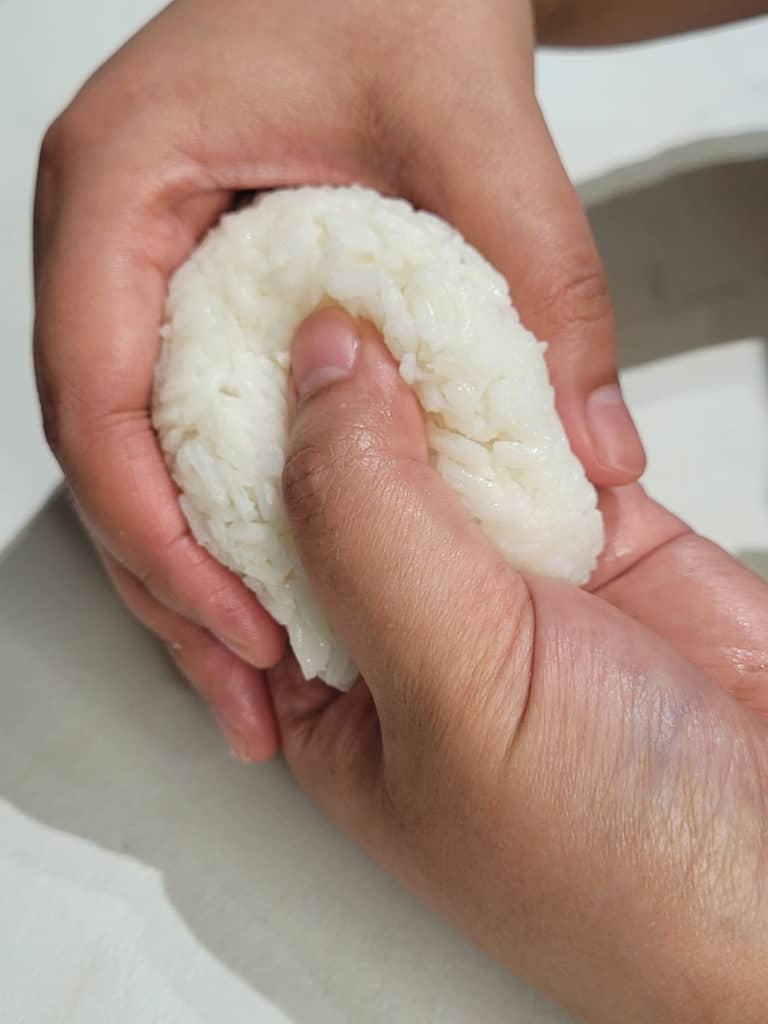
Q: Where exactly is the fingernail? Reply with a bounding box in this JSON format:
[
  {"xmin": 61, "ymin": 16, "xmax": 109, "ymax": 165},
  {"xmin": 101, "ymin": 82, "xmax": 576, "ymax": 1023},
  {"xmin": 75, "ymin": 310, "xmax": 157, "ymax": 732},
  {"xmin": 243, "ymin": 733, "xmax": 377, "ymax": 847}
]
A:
[
  {"xmin": 291, "ymin": 309, "xmax": 359, "ymax": 400},
  {"xmin": 586, "ymin": 383, "xmax": 646, "ymax": 477}
]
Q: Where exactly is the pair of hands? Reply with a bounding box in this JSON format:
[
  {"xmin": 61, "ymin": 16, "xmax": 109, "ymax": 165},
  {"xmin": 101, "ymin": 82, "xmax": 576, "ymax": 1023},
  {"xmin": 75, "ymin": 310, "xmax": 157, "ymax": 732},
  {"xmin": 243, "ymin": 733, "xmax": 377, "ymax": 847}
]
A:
[{"xmin": 33, "ymin": 1, "xmax": 768, "ymax": 1020}]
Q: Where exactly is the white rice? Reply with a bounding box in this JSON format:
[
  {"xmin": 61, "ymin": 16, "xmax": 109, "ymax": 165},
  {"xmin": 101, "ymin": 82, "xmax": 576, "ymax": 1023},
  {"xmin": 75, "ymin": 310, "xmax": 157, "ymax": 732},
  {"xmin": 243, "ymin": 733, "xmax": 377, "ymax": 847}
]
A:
[{"xmin": 152, "ymin": 186, "xmax": 604, "ymax": 689}]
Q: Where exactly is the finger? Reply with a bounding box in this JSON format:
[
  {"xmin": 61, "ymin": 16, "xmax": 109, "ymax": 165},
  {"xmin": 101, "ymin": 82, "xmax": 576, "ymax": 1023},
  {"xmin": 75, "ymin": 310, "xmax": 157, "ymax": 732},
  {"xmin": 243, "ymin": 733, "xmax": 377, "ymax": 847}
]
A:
[
  {"xmin": 267, "ymin": 657, "xmax": 409, "ymax": 863},
  {"xmin": 587, "ymin": 483, "xmax": 690, "ymax": 591},
  {"xmin": 268, "ymin": 657, "xmax": 384, "ymax": 799},
  {"xmin": 282, "ymin": 308, "xmax": 534, "ymax": 725},
  {"xmin": 100, "ymin": 548, "xmax": 279, "ymax": 761},
  {"xmin": 406, "ymin": 82, "xmax": 645, "ymax": 486},
  {"xmin": 596, "ymin": 531, "xmax": 768, "ymax": 719},
  {"xmin": 33, "ymin": 161, "xmax": 285, "ymax": 670}
]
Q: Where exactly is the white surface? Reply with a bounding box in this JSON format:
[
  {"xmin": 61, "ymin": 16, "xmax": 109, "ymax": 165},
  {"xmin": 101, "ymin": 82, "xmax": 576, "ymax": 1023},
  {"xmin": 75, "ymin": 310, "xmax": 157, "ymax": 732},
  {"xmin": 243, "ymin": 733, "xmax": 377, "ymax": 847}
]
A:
[
  {"xmin": 537, "ymin": 21, "xmax": 768, "ymax": 191},
  {"xmin": 0, "ymin": 802, "xmax": 289, "ymax": 1024},
  {"xmin": 624, "ymin": 340, "xmax": 768, "ymax": 555},
  {"xmin": 1, "ymin": 4, "xmax": 768, "ymax": 551},
  {"xmin": 1, "ymin": 5, "xmax": 768, "ymax": 1022}
]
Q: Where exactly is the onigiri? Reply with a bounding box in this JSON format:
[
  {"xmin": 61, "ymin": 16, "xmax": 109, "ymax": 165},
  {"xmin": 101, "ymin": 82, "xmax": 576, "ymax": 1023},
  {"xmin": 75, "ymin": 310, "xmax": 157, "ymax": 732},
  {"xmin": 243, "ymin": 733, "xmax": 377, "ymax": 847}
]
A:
[{"xmin": 152, "ymin": 186, "xmax": 604, "ymax": 689}]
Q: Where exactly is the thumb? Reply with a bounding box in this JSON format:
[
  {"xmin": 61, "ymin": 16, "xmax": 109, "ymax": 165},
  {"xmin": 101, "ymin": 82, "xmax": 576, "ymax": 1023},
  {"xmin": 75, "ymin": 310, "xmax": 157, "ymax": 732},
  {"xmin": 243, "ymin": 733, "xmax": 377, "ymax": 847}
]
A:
[
  {"xmin": 283, "ymin": 307, "xmax": 533, "ymax": 719},
  {"xmin": 415, "ymin": 88, "xmax": 645, "ymax": 486}
]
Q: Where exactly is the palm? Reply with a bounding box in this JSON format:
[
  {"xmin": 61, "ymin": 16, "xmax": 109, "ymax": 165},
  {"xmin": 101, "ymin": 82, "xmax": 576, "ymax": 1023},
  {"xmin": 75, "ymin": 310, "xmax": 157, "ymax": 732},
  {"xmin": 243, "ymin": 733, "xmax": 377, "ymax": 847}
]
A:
[{"xmin": 271, "ymin": 484, "xmax": 768, "ymax": 749}]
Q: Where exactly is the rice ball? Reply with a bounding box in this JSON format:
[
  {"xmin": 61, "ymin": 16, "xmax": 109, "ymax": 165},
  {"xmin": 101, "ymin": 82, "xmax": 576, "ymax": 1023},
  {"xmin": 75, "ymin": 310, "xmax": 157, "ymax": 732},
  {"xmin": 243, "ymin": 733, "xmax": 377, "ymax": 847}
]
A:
[{"xmin": 152, "ymin": 186, "xmax": 604, "ymax": 689}]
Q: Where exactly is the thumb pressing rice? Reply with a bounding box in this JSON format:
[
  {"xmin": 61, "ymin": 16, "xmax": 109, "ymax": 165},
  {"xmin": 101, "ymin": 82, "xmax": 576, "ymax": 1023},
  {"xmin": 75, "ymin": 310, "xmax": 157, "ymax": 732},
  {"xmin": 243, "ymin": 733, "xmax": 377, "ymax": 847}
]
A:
[{"xmin": 152, "ymin": 186, "xmax": 604, "ymax": 689}]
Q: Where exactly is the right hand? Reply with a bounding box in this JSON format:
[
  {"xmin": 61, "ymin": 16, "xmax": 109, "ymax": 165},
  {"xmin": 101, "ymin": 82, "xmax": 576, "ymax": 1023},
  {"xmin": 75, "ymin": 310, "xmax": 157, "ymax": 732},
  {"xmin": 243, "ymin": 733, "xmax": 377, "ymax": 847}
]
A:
[
  {"xmin": 270, "ymin": 308, "xmax": 768, "ymax": 1024},
  {"xmin": 33, "ymin": 0, "xmax": 644, "ymax": 760}
]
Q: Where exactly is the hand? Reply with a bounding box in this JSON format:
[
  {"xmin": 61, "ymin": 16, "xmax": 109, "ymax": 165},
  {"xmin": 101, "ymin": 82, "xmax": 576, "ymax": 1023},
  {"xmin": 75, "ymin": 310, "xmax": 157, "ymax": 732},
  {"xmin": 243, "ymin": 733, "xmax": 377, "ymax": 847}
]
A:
[
  {"xmin": 33, "ymin": 0, "xmax": 645, "ymax": 759},
  {"xmin": 537, "ymin": 0, "xmax": 768, "ymax": 45},
  {"xmin": 270, "ymin": 308, "xmax": 768, "ymax": 1024}
]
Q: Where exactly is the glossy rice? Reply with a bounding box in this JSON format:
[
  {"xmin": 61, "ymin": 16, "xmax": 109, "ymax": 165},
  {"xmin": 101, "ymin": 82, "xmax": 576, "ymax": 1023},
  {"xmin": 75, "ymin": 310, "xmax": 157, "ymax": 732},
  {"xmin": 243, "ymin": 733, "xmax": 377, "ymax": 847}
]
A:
[{"xmin": 152, "ymin": 186, "xmax": 604, "ymax": 688}]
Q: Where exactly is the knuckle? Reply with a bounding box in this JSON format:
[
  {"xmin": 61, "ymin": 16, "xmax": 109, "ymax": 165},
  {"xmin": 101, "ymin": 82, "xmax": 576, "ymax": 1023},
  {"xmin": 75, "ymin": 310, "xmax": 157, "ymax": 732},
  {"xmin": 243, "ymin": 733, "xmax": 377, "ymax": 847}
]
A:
[
  {"xmin": 537, "ymin": 254, "xmax": 614, "ymax": 336},
  {"xmin": 38, "ymin": 117, "xmax": 67, "ymax": 171},
  {"xmin": 138, "ymin": 529, "xmax": 200, "ymax": 598},
  {"xmin": 35, "ymin": 104, "xmax": 95, "ymax": 278},
  {"xmin": 36, "ymin": 375, "xmax": 76, "ymax": 466},
  {"xmin": 282, "ymin": 442, "xmax": 339, "ymax": 532},
  {"xmin": 37, "ymin": 380, "xmax": 63, "ymax": 457},
  {"xmin": 198, "ymin": 575, "xmax": 252, "ymax": 633},
  {"xmin": 33, "ymin": 372, "xmax": 111, "ymax": 472},
  {"xmin": 478, "ymin": 574, "xmax": 535, "ymax": 705},
  {"xmin": 140, "ymin": 529, "xmax": 252, "ymax": 642},
  {"xmin": 283, "ymin": 425, "xmax": 382, "ymax": 532},
  {"xmin": 38, "ymin": 107, "xmax": 87, "ymax": 172}
]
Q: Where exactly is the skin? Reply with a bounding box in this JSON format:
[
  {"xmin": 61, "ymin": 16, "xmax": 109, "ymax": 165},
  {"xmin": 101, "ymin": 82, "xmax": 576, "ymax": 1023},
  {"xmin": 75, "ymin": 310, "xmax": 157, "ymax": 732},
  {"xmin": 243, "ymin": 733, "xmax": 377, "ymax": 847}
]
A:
[
  {"xmin": 538, "ymin": 0, "xmax": 768, "ymax": 44},
  {"xmin": 274, "ymin": 307, "xmax": 768, "ymax": 1024},
  {"xmin": 32, "ymin": 4, "xmax": 768, "ymax": 1017}
]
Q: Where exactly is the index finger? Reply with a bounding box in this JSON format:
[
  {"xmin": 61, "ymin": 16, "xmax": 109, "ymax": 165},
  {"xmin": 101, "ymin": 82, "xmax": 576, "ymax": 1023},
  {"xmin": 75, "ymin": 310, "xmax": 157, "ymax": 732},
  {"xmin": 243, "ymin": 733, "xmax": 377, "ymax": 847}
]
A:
[
  {"xmin": 402, "ymin": 78, "xmax": 646, "ymax": 486},
  {"xmin": 34, "ymin": 163, "xmax": 285, "ymax": 668}
]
